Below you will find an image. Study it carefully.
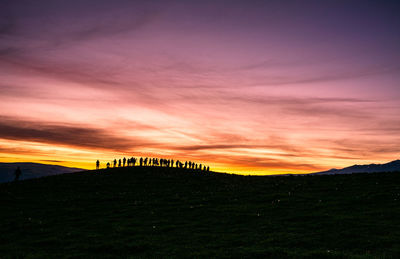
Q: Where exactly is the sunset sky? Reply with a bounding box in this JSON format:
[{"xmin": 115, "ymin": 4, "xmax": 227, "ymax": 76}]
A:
[{"xmin": 0, "ymin": 0, "xmax": 399, "ymax": 174}]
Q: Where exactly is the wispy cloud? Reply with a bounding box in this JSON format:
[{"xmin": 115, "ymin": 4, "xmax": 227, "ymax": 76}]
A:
[
  {"xmin": 0, "ymin": 117, "xmax": 153, "ymax": 152},
  {"xmin": 39, "ymin": 159, "xmax": 64, "ymax": 163}
]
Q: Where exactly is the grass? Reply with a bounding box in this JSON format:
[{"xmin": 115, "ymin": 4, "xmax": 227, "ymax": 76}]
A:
[{"xmin": 0, "ymin": 166, "xmax": 399, "ymax": 258}]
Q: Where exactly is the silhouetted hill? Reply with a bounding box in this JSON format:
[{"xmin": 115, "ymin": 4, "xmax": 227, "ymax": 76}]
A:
[
  {"xmin": 1, "ymin": 166, "xmax": 400, "ymax": 258},
  {"xmin": 312, "ymin": 159, "xmax": 400, "ymax": 175},
  {"xmin": 0, "ymin": 162, "xmax": 83, "ymax": 183}
]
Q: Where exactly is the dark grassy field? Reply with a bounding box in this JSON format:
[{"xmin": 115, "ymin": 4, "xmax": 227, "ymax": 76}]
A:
[{"xmin": 0, "ymin": 167, "xmax": 399, "ymax": 258}]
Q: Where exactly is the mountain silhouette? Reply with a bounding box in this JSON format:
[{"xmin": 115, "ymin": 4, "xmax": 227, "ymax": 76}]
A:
[
  {"xmin": 312, "ymin": 159, "xmax": 400, "ymax": 175},
  {"xmin": 0, "ymin": 162, "xmax": 83, "ymax": 183}
]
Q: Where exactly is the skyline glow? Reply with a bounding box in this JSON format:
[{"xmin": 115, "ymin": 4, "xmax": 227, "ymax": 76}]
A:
[{"xmin": 1, "ymin": 0, "xmax": 399, "ymax": 174}]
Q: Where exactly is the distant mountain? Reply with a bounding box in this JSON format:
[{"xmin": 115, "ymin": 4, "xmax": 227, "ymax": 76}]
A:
[
  {"xmin": 312, "ymin": 160, "xmax": 400, "ymax": 175},
  {"xmin": 0, "ymin": 162, "xmax": 83, "ymax": 183}
]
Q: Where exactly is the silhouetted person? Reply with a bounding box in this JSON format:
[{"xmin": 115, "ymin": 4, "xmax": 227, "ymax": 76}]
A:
[
  {"xmin": 96, "ymin": 160, "xmax": 100, "ymax": 170},
  {"xmin": 113, "ymin": 159, "xmax": 117, "ymax": 167},
  {"xmin": 133, "ymin": 157, "xmax": 137, "ymax": 166},
  {"xmin": 106, "ymin": 162, "xmax": 110, "ymax": 169},
  {"xmin": 171, "ymin": 159, "xmax": 174, "ymax": 167},
  {"xmin": 207, "ymin": 166, "xmax": 210, "ymax": 171},
  {"xmin": 118, "ymin": 159, "xmax": 122, "ymax": 167},
  {"xmin": 123, "ymin": 157, "xmax": 126, "ymax": 167},
  {"xmin": 140, "ymin": 157, "xmax": 143, "ymax": 166},
  {"xmin": 14, "ymin": 167, "xmax": 21, "ymax": 182}
]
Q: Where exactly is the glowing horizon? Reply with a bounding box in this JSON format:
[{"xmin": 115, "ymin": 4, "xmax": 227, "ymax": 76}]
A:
[{"xmin": 0, "ymin": 1, "xmax": 399, "ymax": 175}]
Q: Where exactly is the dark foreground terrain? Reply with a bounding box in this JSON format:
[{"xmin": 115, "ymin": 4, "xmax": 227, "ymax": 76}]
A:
[{"xmin": 0, "ymin": 167, "xmax": 399, "ymax": 258}]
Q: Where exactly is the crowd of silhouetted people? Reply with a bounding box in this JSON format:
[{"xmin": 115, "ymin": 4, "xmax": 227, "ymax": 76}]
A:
[{"xmin": 96, "ymin": 157, "xmax": 210, "ymax": 172}]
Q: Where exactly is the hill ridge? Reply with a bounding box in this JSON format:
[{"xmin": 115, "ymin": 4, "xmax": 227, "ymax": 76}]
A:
[
  {"xmin": 0, "ymin": 162, "xmax": 83, "ymax": 183},
  {"xmin": 313, "ymin": 159, "xmax": 400, "ymax": 175}
]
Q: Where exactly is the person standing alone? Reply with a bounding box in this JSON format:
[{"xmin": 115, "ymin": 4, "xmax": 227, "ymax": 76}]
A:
[{"xmin": 14, "ymin": 167, "xmax": 21, "ymax": 182}]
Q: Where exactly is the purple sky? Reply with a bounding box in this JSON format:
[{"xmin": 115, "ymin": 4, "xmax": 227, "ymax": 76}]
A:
[{"xmin": 0, "ymin": 0, "xmax": 399, "ymax": 173}]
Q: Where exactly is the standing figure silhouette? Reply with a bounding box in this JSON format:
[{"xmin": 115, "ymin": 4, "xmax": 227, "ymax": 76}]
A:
[
  {"xmin": 96, "ymin": 160, "xmax": 100, "ymax": 170},
  {"xmin": 14, "ymin": 167, "xmax": 21, "ymax": 182}
]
